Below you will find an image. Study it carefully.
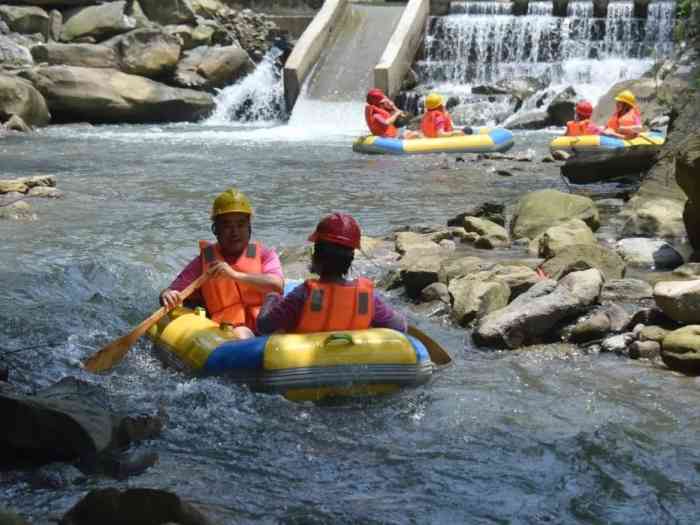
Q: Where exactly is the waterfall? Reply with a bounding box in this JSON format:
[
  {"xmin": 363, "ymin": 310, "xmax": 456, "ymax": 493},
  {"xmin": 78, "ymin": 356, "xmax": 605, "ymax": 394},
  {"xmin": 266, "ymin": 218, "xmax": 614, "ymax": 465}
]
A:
[
  {"xmin": 206, "ymin": 48, "xmax": 286, "ymax": 125},
  {"xmin": 410, "ymin": 0, "xmax": 677, "ymax": 125}
]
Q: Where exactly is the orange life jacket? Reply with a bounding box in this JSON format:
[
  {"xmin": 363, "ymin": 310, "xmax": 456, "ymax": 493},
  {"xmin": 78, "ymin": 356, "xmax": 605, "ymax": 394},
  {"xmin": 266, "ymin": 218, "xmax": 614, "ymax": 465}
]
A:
[
  {"xmin": 420, "ymin": 109, "xmax": 454, "ymax": 138},
  {"xmin": 365, "ymin": 104, "xmax": 398, "ymax": 138},
  {"xmin": 295, "ymin": 278, "xmax": 374, "ymax": 333},
  {"xmin": 199, "ymin": 240, "xmax": 264, "ymax": 329},
  {"xmin": 565, "ymin": 119, "xmax": 600, "ymax": 136},
  {"xmin": 606, "ymin": 106, "xmax": 641, "ymax": 136}
]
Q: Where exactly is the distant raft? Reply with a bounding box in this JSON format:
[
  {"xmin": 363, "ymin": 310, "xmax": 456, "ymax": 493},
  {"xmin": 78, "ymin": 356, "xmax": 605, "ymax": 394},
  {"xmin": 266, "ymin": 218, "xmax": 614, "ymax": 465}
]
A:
[
  {"xmin": 549, "ymin": 131, "xmax": 666, "ymax": 152},
  {"xmin": 353, "ymin": 127, "xmax": 514, "ymax": 155},
  {"xmin": 147, "ymin": 306, "xmax": 434, "ymax": 402}
]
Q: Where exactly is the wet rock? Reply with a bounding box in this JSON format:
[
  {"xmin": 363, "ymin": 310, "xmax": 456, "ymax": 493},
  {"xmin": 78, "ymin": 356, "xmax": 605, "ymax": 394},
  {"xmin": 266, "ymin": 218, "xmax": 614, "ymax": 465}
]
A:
[
  {"xmin": 676, "ymin": 136, "xmax": 700, "ymax": 253},
  {"xmin": 0, "ymin": 174, "xmax": 55, "ymax": 194},
  {"xmin": 540, "ymin": 243, "xmax": 626, "ymax": 281},
  {"xmin": 551, "ymin": 149, "xmax": 570, "ymax": 161},
  {"xmin": 638, "ymin": 325, "xmax": 669, "ymax": 343},
  {"xmin": 603, "ymin": 303, "xmax": 632, "ymax": 333},
  {"xmin": 546, "ymin": 86, "xmax": 576, "ymax": 126},
  {"xmin": 437, "ymin": 255, "xmax": 489, "ymax": 284},
  {"xmin": 473, "ymin": 269, "xmax": 603, "ymax": 349},
  {"xmin": 27, "ymin": 185, "xmax": 63, "ymax": 198},
  {"xmin": 600, "ymin": 278, "xmax": 653, "ymax": 303},
  {"xmin": 654, "ymin": 280, "xmax": 700, "ymax": 323},
  {"xmin": 621, "ymin": 197, "xmax": 686, "ymax": 239},
  {"xmin": 0, "ymin": 73, "xmax": 50, "ymax": 127},
  {"xmin": 138, "ymin": 0, "xmax": 197, "ymax": 25},
  {"xmin": 447, "ymin": 202, "xmax": 505, "ymax": 227},
  {"xmin": 568, "ymin": 310, "xmax": 611, "ymax": 343},
  {"xmin": 30, "ymin": 462, "xmax": 85, "ymax": 489},
  {"xmin": 20, "ymin": 65, "xmax": 214, "ymax": 123},
  {"xmin": 616, "ymin": 238, "xmax": 683, "ymax": 270},
  {"xmin": 173, "ymin": 44, "xmax": 254, "ymax": 90},
  {"xmin": 395, "ymin": 231, "xmax": 440, "ymax": 255},
  {"xmin": 628, "ymin": 340, "xmax": 661, "ymax": 360},
  {"xmin": 0, "ymin": 34, "xmax": 34, "ymax": 67},
  {"xmin": 449, "ymin": 277, "xmax": 510, "ymax": 326},
  {"xmin": 535, "ymin": 218, "xmax": 595, "ymax": 259},
  {"xmin": 163, "ymin": 24, "xmax": 193, "ymax": 49},
  {"xmin": 97, "ymin": 450, "xmax": 159, "ymax": 480},
  {"xmin": 629, "ymin": 306, "xmax": 673, "ymax": 328},
  {"xmin": 420, "ymin": 282, "xmax": 449, "ymax": 304},
  {"xmin": 462, "ymin": 216, "xmax": 509, "ymax": 248},
  {"xmin": 504, "ymin": 109, "xmax": 549, "ymax": 130},
  {"xmin": 31, "ymin": 42, "xmax": 120, "ymax": 68},
  {"xmin": 510, "ymin": 189, "xmax": 599, "ymax": 240},
  {"xmin": 661, "ymin": 325, "xmax": 700, "ymax": 375},
  {"xmin": 673, "ymin": 263, "xmax": 700, "ymax": 279},
  {"xmin": 399, "ymin": 249, "xmax": 445, "ymax": 299},
  {"xmin": 47, "ymin": 9, "xmax": 63, "ymax": 41},
  {"xmin": 4, "ymin": 114, "xmax": 31, "ymax": 132},
  {"xmin": 61, "ymin": 2, "xmax": 136, "ymax": 42},
  {"xmin": 601, "ymin": 333, "xmax": 634, "ymax": 353},
  {"xmin": 0, "ymin": 6, "xmax": 49, "ymax": 36},
  {"xmin": 59, "ymin": 488, "xmax": 213, "ymax": 525}
]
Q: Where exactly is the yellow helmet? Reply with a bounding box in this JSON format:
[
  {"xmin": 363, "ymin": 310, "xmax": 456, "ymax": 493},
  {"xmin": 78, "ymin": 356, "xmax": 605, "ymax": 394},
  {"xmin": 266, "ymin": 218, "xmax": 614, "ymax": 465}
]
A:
[
  {"xmin": 425, "ymin": 92, "xmax": 443, "ymax": 110},
  {"xmin": 211, "ymin": 188, "xmax": 253, "ymax": 219},
  {"xmin": 614, "ymin": 90, "xmax": 636, "ymax": 107}
]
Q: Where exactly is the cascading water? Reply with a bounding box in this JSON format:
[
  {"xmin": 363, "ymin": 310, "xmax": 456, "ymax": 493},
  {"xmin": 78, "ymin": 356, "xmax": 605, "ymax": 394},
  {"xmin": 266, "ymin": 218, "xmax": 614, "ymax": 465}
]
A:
[
  {"xmin": 407, "ymin": 0, "xmax": 677, "ymax": 125},
  {"xmin": 205, "ymin": 47, "xmax": 287, "ymax": 125}
]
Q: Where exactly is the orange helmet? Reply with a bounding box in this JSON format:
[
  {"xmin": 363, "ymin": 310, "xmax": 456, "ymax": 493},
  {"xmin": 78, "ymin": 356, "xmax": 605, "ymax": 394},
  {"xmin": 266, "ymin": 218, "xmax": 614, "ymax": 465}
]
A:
[
  {"xmin": 366, "ymin": 88, "xmax": 385, "ymax": 106},
  {"xmin": 308, "ymin": 213, "xmax": 361, "ymax": 250}
]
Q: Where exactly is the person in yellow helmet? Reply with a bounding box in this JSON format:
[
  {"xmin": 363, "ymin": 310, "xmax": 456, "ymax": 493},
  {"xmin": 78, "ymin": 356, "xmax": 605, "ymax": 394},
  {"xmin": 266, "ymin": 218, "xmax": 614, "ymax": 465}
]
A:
[
  {"xmin": 160, "ymin": 188, "xmax": 284, "ymax": 339},
  {"xmin": 420, "ymin": 93, "xmax": 471, "ymax": 138},
  {"xmin": 603, "ymin": 90, "xmax": 642, "ymax": 139}
]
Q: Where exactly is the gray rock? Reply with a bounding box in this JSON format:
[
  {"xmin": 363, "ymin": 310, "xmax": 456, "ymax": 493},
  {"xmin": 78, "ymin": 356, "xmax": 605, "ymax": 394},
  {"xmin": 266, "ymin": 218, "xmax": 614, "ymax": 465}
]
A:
[
  {"xmin": 628, "ymin": 340, "xmax": 661, "ymax": 360},
  {"xmin": 447, "ymin": 202, "xmax": 505, "ymax": 227},
  {"xmin": 616, "ymin": 238, "xmax": 684, "ymax": 270},
  {"xmin": 4, "ymin": 114, "xmax": 31, "ymax": 132},
  {"xmin": 61, "ymin": 2, "xmax": 136, "ymax": 42},
  {"xmin": 114, "ymin": 28, "xmax": 181, "ymax": 78},
  {"xmin": 673, "ymin": 263, "xmax": 700, "ymax": 279},
  {"xmin": 600, "ymin": 278, "xmax": 653, "ymax": 303},
  {"xmin": 31, "ymin": 43, "xmax": 120, "ymax": 68},
  {"xmin": 463, "ymin": 216, "xmax": 509, "ymax": 248},
  {"xmin": 139, "ymin": 0, "xmax": 196, "ymax": 25},
  {"xmin": 546, "ymin": 86, "xmax": 576, "ymax": 126},
  {"xmin": 621, "ymin": 197, "xmax": 686, "ymax": 239},
  {"xmin": 504, "ymin": 109, "xmax": 550, "ymax": 130},
  {"xmin": 536, "ymin": 218, "xmax": 595, "ymax": 259},
  {"xmin": 601, "ymin": 333, "xmax": 634, "ymax": 353},
  {"xmin": 420, "ymin": 282, "xmax": 449, "ymax": 304},
  {"xmin": 399, "ymin": 249, "xmax": 446, "ymax": 299},
  {"xmin": 0, "ymin": 34, "xmax": 33, "ymax": 66},
  {"xmin": 638, "ymin": 325, "xmax": 669, "ymax": 343},
  {"xmin": 438, "ymin": 256, "xmax": 489, "ymax": 284},
  {"xmin": 568, "ymin": 310, "xmax": 611, "ymax": 343},
  {"xmin": 27, "ymin": 186, "xmax": 63, "ymax": 198},
  {"xmin": 0, "ymin": 6, "xmax": 49, "ymax": 36},
  {"xmin": 540, "ymin": 243, "xmax": 626, "ymax": 281},
  {"xmin": 173, "ymin": 44, "xmax": 254, "ymax": 90},
  {"xmin": 473, "ymin": 269, "xmax": 603, "ymax": 349},
  {"xmin": 47, "ymin": 9, "xmax": 62, "ymax": 41},
  {"xmin": 395, "ymin": 231, "xmax": 440, "ymax": 255},
  {"xmin": 661, "ymin": 325, "xmax": 700, "ymax": 375},
  {"xmin": 654, "ymin": 279, "xmax": 700, "ymax": 323},
  {"xmin": 0, "ymin": 73, "xmax": 50, "ymax": 127},
  {"xmin": 449, "ymin": 277, "xmax": 510, "ymax": 326}
]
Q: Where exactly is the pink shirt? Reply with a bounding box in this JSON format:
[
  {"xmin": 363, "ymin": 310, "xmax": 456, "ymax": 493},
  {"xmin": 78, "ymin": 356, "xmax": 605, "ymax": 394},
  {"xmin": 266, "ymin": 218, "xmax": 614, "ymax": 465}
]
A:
[{"xmin": 168, "ymin": 243, "xmax": 282, "ymax": 304}]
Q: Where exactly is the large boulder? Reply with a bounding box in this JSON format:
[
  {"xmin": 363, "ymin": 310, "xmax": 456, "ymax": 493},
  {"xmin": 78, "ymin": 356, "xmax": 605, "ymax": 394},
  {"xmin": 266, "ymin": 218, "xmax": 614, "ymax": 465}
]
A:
[
  {"xmin": 473, "ymin": 268, "xmax": 604, "ymax": 349},
  {"xmin": 0, "ymin": 73, "xmax": 50, "ymax": 127},
  {"xmin": 546, "ymin": 86, "xmax": 576, "ymax": 126},
  {"xmin": 503, "ymin": 109, "xmax": 549, "ymax": 130},
  {"xmin": 61, "ymin": 2, "xmax": 136, "ymax": 43},
  {"xmin": 399, "ymin": 248, "xmax": 446, "ymax": 299},
  {"xmin": 540, "ymin": 243, "xmax": 626, "ymax": 281},
  {"xmin": 654, "ymin": 280, "xmax": 700, "ymax": 324},
  {"xmin": 616, "ymin": 238, "xmax": 683, "ymax": 270},
  {"xmin": 675, "ymin": 136, "xmax": 700, "ymax": 253},
  {"xmin": 661, "ymin": 325, "xmax": 700, "ymax": 375},
  {"xmin": 600, "ymin": 278, "xmax": 653, "ymax": 303},
  {"xmin": 438, "ymin": 255, "xmax": 489, "ymax": 284},
  {"xmin": 31, "ymin": 43, "xmax": 120, "ymax": 68},
  {"xmin": 620, "ymin": 197, "xmax": 686, "ymax": 238},
  {"xmin": 0, "ymin": 34, "xmax": 33, "ymax": 66},
  {"xmin": 112, "ymin": 28, "xmax": 181, "ymax": 78},
  {"xmin": 20, "ymin": 65, "xmax": 214, "ymax": 123},
  {"xmin": 449, "ymin": 277, "xmax": 510, "ymax": 326},
  {"xmin": 173, "ymin": 45, "xmax": 254, "ymax": 90},
  {"xmin": 139, "ymin": 0, "xmax": 196, "ymax": 25},
  {"xmin": 462, "ymin": 216, "xmax": 509, "ymax": 248},
  {"xmin": 0, "ymin": 5, "xmax": 49, "ymax": 36},
  {"xmin": 535, "ymin": 218, "xmax": 596, "ymax": 258},
  {"xmin": 510, "ymin": 189, "xmax": 599, "ymax": 240}
]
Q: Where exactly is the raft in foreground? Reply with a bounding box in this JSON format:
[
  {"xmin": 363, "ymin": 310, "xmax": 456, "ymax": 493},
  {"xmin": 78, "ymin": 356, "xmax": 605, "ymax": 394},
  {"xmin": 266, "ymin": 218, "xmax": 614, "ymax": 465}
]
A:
[
  {"xmin": 147, "ymin": 307, "xmax": 435, "ymax": 401},
  {"xmin": 353, "ymin": 127, "xmax": 514, "ymax": 155}
]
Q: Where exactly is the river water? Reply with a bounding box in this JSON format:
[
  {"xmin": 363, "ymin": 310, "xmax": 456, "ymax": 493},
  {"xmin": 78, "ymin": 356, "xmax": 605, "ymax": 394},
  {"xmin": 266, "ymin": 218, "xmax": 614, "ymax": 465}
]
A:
[{"xmin": 2, "ymin": 122, "xmax": 699, "ymax": 524}]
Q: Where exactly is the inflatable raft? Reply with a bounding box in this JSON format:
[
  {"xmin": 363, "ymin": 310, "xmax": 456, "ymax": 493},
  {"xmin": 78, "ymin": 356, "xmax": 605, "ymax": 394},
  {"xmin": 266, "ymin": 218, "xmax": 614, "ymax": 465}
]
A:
[
  {"xmin": 147, "ymin": 306, "xmax": 435, "ymax": 401},
  {"xmin": 549, "ymin": 131, "xmax": 665, "ymax": 152},
  {"xmin": 353, "ymin": 127, "xmax": 514, "ymax": 155}
]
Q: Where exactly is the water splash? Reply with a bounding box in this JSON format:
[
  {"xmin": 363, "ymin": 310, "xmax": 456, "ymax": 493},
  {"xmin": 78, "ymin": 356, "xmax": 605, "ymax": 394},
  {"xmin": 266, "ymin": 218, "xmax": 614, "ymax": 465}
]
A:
[{"xmin": 206, "ymin": 48, "xmax": 286, "ymax": 125}]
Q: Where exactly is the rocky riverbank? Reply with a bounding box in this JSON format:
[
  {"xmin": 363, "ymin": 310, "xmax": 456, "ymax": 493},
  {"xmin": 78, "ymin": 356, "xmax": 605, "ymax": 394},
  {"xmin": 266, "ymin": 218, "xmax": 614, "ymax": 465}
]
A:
[{"xmin": 0, "ymin": 0, "xmax": 281, "ymax": 129}]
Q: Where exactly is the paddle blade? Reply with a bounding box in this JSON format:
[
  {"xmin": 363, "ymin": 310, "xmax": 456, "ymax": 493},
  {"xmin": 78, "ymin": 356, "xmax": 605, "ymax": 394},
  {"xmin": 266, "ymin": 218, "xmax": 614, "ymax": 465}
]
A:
[
  {"xmin": 407, "ymin": 324, "xmax": 452, "ymax": 366},
  {"xmin": 82, "ymin": 332, "xmax": 139, "ymax": 373}
]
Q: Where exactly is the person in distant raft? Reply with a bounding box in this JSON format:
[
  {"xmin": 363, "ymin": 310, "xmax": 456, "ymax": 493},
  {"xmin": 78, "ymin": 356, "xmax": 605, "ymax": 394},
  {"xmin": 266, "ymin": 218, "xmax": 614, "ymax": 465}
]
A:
[
  {"xmin": 603, "ymin": 90, "xmax": 643, "ymax": 139},
  {"xmin": 420, "ymin": 93, "xmax": 471, "ymax": 138},
  {"xmin": 160, "ymin": 188, "xmax": 284, "ymax": 339},
  {"xmin": 365, "ymin": 88, "xmax": 421, "ymax": 139},
  {"xmin": 256, "ymin": 213, "xmax": 407, "ymax": 335},
  {"xmin": 564, "ymin": 100, "xmax": 602, "ymax": 136}
]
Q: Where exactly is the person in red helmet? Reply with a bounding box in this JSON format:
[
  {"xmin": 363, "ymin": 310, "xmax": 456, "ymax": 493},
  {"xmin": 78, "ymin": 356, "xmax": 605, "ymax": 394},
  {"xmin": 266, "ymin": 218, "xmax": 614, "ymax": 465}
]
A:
[
  {"xmin": 256, "ymin": 213, "xmax": 407, "ymax": 334},
  {"xmin": 564, "ymin": 100, "xmax": 601, "ymax": 136},
  {"xmin": 364, "ymin": 88, "xmax": 420, "ymax": 139}
]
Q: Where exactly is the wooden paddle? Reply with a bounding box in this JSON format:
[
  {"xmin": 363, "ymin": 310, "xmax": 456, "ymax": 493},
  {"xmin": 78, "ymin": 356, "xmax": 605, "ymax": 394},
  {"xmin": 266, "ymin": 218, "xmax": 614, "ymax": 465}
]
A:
[
  {"xmin": 82, "ymin": 273, "xmax": 208, "ymax": 373},
  {"xmin": 407, "ymin": 324, "xmax": 452, "ymax": 367}
]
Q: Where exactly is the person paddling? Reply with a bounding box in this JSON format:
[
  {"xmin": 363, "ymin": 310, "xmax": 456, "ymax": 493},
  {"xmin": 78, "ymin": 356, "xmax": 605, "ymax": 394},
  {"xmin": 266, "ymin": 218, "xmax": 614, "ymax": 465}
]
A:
[
  {"xmin": 603, "ymin": 90, "xmax": 643, "ymax": 139},
  {"xmin": 160, "ymin": 188, "xmax": 284, "ymax": 339},
  {"xmin": 365, "ymin": 88, "xmax": 420, "ymax": 139},
  {"xmin": 564, "ymin": 100, "xmax": 602, "ymax": 136},
  {"xmin": 420, "ymin": 93, "xmax": 471, "ymax": 138},
  {"xmin": 256, "ymin": 213, "xmax": 407, "ymax": 335}
]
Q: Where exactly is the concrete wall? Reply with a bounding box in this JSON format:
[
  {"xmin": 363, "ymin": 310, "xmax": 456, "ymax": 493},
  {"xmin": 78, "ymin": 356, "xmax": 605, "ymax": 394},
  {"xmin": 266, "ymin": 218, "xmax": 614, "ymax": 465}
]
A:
[
  {"xmin": 268, "ymin": 15, "xmax": 314, "ymax": 39},
  {"xmin": 283, "ymin": 0, "xmax": 348, "ymax": 111},
  {"xmin": 374, "ymin": 0, "xmax": 429, "ymax": 98}
]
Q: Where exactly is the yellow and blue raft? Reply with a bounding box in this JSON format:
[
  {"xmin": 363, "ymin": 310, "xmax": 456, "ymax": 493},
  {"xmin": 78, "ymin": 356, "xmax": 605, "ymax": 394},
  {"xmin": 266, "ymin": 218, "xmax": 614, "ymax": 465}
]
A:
[
  {"xmin": 147, "ymin": 307, "xmax": 434, "ymax": 402},
  {"xmin": 549, "ymin": 131, "xmax": 665, "ymax": 152},
  {"xmin": 353, "ymin": 127, "xmax": 514, "ymax": 155}
]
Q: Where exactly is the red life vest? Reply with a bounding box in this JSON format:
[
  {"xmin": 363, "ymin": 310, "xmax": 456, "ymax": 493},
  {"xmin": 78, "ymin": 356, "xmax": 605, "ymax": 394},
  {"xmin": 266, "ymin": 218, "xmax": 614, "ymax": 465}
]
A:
[
  {"xmin": 606, "ymin": 106, "xmax": 641, "ymax": 136},
  {"xmin": 199, "ymin": 240, "xmax": 264, "ymax": 329},
  {"xmin": 565, "ymin": 119, "xmax": 600, "ymax": 136},
  {"xmin": 295, "ymin": 278, "xmax": 374, "ymax": 333},
  {"xmin": 420, "ymin": 109, "xmax": 454, "ymax": 138},
  {"xmin": 365, "ymin": 104, "xmax": 398, "ymax": 138}
]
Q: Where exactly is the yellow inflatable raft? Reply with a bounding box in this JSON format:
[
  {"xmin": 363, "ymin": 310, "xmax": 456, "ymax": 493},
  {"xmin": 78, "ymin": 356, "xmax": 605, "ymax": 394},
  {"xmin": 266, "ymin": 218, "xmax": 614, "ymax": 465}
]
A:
[
  {"xmin": 353, "ymin": 127, "xmax": 514, "ymax": 155},
  {"xmin": 147, "ymin": 306, "xmax": 435, "ymax": 402},
  {"xmin": 549, "ymin": 131, "xmax": 665, "ymax": 152}
]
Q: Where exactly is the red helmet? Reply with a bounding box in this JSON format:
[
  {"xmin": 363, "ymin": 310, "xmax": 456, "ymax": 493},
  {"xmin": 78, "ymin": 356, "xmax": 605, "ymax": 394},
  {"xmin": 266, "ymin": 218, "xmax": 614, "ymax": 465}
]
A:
[
  {"xmin": 366, "ymin": 88, "xmax": 385, "ymax": 106},
  {"xmin": 308, "ymin": 213, "xmax": 361, "ymax": 250},
  {"xmin": 575, "ymin": 100, "xmax": 593, "ymax": 118}
]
